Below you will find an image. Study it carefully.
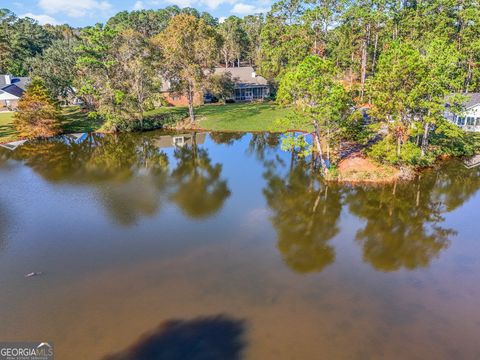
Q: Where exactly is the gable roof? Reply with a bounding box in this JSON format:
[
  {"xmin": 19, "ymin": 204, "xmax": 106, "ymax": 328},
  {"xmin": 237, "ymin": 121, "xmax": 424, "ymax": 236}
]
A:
[{"xmin": 214, "ymin": 67, "xmax": 268, "ymax": 86}]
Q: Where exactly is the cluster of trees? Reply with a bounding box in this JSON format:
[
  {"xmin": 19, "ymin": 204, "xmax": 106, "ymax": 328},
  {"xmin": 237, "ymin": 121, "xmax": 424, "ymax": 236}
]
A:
[
  {"xmin": 273, "ymin": 0, "xmax": 480, "ymax": 167},
  {"xmin": 1, "ymin": 6, "xmax": 263, "ymax": 132},
  {"xmin": 3, "ymin": 1, "xmax": 480, "ymax": 164}
]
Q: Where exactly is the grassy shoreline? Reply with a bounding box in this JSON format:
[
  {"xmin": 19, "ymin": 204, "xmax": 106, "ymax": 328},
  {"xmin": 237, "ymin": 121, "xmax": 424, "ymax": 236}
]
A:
[
  {"xmin": 1, "ymin": 103, "xmax": 301, "ymax": 144},
  {"xmin": 2, "ymin": 103, "xmax": 471, "ymax": 184},
  {"xmin": 0, "ymin": 106, "xmax": 102, "ymax": 144}
]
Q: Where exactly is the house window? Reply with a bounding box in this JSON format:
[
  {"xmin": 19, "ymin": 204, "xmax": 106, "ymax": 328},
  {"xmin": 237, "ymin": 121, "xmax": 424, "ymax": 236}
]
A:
[
  {"xmin": 173, "ymin": 136, "xmax": 185, "ymax": 147},
  {"xmin": 467, "ymin": 117, "xmax": 475, "ymax": 125},
  {"xmin": 457, "ymin": 117, "xmax": 466, "ymax": 126},
  {"xmin": 476, "ymin": 118, "xmax": 480, "ymax": 126}
]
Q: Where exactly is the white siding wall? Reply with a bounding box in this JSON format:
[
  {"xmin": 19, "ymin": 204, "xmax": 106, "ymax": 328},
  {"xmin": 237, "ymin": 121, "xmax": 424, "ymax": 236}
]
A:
[
  {"xmin": 449, "ymin": 104, "xmax": 480, "ymax": 132},
  {"xmin": 0, "ymin": 92, "xmax": 19, "ymax": 101}
]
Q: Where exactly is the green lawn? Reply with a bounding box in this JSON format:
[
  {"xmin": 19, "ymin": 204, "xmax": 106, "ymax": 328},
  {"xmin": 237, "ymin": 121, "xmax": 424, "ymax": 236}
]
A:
[
  {"xmin": 61, "ymin": 106, "xmax": 103, "ymax": 133},
  {"xmin": 1, "ymin": 102, "xmax": 306, "ymax": 143},
  {"xmin": 0, "ymin": 106, "xmax": 98, "ymax": 144},
  {"xmin": 0, "ymin": 112, "xmax": 17, "ymax": 143},
  {"xmin": 195, "ymin": 102, "xmax": 310, "ymax": 132}
]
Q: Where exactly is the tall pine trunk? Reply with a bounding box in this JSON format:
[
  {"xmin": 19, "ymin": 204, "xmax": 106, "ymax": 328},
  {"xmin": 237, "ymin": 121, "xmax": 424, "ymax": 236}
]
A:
[
  {"xmin": 421, "ymin": 122, "xmax": 430, "ymax": 157},
  {"xmin": 313, "ymin": 120, "xmax": 328, "ymax": 174},
  {"xmin": 187, "ymin": 82, "xmax": 195, "ymax": 123},
  {"xmin": 464, "ymin": 60, "xmax": 472, "ymax": 92},
  {"xmin": 360, "ymin": 24, "xmax": 371, "ymax": 102}
]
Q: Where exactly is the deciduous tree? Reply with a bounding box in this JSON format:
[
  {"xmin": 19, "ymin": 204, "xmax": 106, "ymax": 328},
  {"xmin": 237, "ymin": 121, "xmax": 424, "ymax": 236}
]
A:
[{"xmin": 152, "ymin": 14, "xmax": 221, "ymax": 122}]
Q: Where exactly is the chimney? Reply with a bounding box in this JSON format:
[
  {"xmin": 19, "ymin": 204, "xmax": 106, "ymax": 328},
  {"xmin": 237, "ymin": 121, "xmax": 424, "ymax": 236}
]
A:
[
  {"xmin": 4, "ymin": 75, "xmax": 11, "ymax": 85},
  {"xmin": 252, "ymin": 71, "xmax": 256, "ymax": 78}
]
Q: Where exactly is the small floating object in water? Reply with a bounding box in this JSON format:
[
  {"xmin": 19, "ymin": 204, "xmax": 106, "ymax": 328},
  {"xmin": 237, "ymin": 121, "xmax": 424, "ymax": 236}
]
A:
[{"xmin": 25, "ymin": 272, "xmax": 43, "ymax": 278}]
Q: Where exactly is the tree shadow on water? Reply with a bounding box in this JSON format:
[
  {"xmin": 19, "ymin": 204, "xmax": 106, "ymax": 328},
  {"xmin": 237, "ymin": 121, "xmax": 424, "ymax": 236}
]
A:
[{"xmin": 103, "ymin": 315, "xmax": 247, "ymax": 360}]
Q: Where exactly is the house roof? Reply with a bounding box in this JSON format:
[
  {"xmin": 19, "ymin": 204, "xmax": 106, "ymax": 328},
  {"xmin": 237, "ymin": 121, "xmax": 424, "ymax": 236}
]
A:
[
  {"xmin": 213, "ymin": 67, "xmax": 268, "ymax": 87},
  {"xmin": 446, "ymin": 93, "xmax": 480, "ymax": 109},
  {"xmin": 1, "ymin": 84, "xmax": 25, "ymax": 98},
  {"xmin": 0, "ymin": 75, "xmax": 29, "ymax": 98},
  {"xmin": 463, "ymin": 93, "xmax": 480, "ymax": 109},
  {"xmin": 160, "ymin": 67, "xmax": 269, "ymax": 93},
  {"xmin": 11, "ymin": 77, "xmax": 29, "ymax": 91}
]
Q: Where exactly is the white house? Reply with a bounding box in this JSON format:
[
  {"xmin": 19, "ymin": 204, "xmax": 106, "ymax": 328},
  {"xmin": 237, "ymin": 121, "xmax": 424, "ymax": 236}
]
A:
[
  {"xmin": 445, "ymin": 93, "xmax": 480, "ymax": 132},
  {"xmin": 0, "ymin": 74, "xmax": 29, "ymax": 109}
]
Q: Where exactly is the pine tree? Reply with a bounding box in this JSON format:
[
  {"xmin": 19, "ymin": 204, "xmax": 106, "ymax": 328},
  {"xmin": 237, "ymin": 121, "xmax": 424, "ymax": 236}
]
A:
[{"xmin": 13, "ymin": 79, "xmax": 63, "ymax": 139}]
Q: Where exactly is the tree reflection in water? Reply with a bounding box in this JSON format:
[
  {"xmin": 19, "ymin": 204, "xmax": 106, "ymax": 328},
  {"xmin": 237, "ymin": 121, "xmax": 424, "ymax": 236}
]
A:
[
  {"xmin": 2, "ymin": 132, "xmax": 231, "ymax": 225},
  {"xmin": 263, "ymin": 152, "xmax": 342, "ymax": 274},
  {"xmin": 264, "ymin": 143, "xmax": 480, "ymax": 273},
  {"xmin": 170, "ymin": 133, "xmax": 231, "ymax": 219},
  {"xmin": 247, "ymin": 133, "xmax": 281, "ymax": 161},
  {"xmin": 346, "ymin": 162, "xmax": 480, "ymax": 272},
  {"xmin": 209, "ymin": 132, "xmax": 245, "ymax": 146},
  {"xmin": 1, "ymin": 132, "xmax": 479, "ymax": 270}
]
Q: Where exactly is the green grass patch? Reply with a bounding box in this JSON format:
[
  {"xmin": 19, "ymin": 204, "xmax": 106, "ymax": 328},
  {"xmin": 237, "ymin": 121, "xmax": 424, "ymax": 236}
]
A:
[
  {"xmin": 0, "ymin": 102, "xmax": 306, "ymax": 143},
  {"xmin": 0, "ymin": 112, "xmax": 17, "ymax": 143},
  {"xmin": 195, "ymin": 102, "xmax": 310, "ymax": 132},
  {"xmin": 61, "ymin": 106, "xmax": 103, "ymax": 133},
  {"xmin": 0, "ymin": 106, "xmax": 102, "ymax": 143},
  {"xmin": 144, "ymin": 106, "xmax": 189, "ymax": 117}
]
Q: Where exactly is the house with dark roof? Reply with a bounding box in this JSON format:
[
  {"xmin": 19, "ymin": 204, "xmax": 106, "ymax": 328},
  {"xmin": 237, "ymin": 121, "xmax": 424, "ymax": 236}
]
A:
[
  {"xmin": 161, "ymin": 66, "xmax": 270, "ymax": 106},
  {"xmin": 0, "ymin": 75, "xmax": 29, "ymax": 109},
  {"xmin": 445, "ymin": 93, "xmax": 480, "ymax": 132}
]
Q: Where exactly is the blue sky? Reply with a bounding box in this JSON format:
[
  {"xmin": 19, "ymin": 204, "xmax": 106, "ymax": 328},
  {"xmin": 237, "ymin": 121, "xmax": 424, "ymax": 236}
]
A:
[{"xmin": 5, "ymin": 0, "xmax": 271, "ymax": 27}]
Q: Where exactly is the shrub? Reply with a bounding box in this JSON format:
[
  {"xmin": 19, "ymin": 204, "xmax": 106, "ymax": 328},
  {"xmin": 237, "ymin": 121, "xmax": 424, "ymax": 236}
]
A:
[
  {"xmin": 100, "ymin": 108, "xmax": 189, "ymax": 132},
  {"xmin": 342, "ymin": 109, "xmax": 377, "ymax": 144},
  {"xmin": 368, "ymin": 137, "xmax": 428, "ymax": 166},
  {"xmin": 430, "ymin": 119, "xmax": 480, "ymax": 158}
]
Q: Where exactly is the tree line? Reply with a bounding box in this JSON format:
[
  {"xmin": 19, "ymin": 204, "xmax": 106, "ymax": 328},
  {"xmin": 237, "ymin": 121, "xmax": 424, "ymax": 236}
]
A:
[{"xmin": 2, "ymin": 1, "xmax": 480, "ymax": 166}]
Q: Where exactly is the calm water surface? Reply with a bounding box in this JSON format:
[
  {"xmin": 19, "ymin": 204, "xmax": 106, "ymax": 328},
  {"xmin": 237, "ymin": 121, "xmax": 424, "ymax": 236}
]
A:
[{"xmin": 0, "ymin": 131, "xmax": 479, "ymax": 359}]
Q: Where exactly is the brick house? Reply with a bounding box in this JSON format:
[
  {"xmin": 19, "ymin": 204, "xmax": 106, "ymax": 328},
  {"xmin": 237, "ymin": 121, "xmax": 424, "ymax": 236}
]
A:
[{"xmin": 160, "ymin": 66, "xmax": 269, "ymax": 106}]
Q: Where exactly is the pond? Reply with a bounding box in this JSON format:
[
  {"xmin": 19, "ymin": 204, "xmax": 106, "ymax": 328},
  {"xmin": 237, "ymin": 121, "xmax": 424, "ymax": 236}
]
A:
[{"xmin": 0, "ymin": 131, "xmax": 479, "ymax": 359}]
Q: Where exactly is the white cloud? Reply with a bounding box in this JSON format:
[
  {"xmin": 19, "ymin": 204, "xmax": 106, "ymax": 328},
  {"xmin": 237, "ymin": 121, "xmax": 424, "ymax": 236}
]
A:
[
  {"xmin": 164, "ymin": 0, "xmax": 192, "ymax": 7},
  {"xmin": 231, "ymin": 2, "xmax": 268, "ymax": 15},
  {"xmin": 38, "ymin": 0, "xmax": 112, "ymax": 18},
  {"xmin": 203, "ymin": 0, "xmax": 233, "ymax": 9},
  {"xmin": 165, "ymin": 0, "xmax": 235, "ymax": 10},
  {"xmin": 21, "ymin": 13, "xmax": 59, "ymax": 25},
  {"xmin": 133, "ymin": 1, "xmax": 145, "ymax": 10},
  {"xmin": 219, "ymin": 16, "xmax": 226, "ymax": 23}
]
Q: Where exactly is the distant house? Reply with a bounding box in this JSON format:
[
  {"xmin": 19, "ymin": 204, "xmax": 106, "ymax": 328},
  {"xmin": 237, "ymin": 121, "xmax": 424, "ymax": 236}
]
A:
[
  {"xmin": 160, "ymin": 78, "xmax": 204, "ymax": 107},
  {"xmin": 0, "ymin": 75, "xmax": 29, "ymax": 109},
  {"xmin": 161, "ymin": 66, "xmax": 270, "ymax": 106},
  {"xmin": 445, "ymin": 93, "xmax": 480, "ymax": 132},
  {"xmin": 211, "ymin": 66, "xmax": 270, "ymax": 102}
]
